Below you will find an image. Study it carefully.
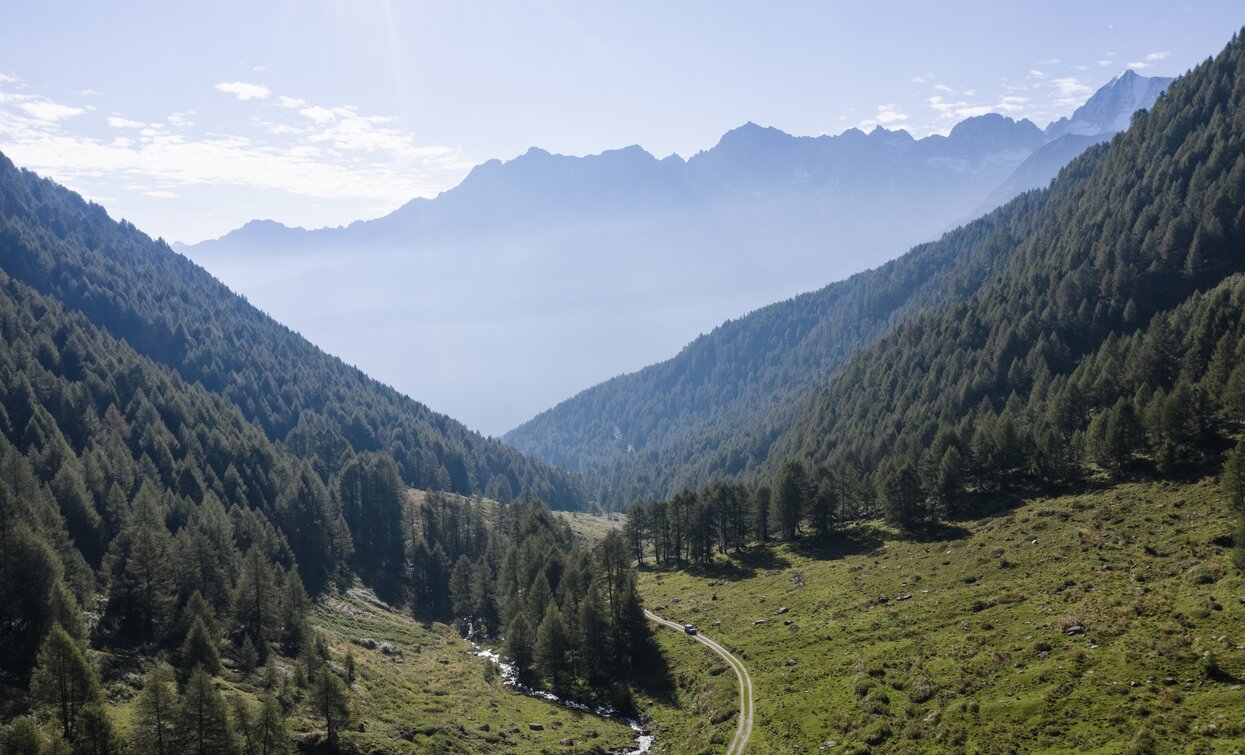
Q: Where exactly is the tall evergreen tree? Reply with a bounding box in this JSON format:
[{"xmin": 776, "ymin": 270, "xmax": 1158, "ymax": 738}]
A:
[
  {"xmin": 310, "ymin": 669, "xmax": 352, "ymax": 751},
  {"xmin": 505, "ymin": 613, "xmax": 536, "ymax": 686},
  {"xmin": 30, "ymin": 626, "xmax": 102, "ymax": 742},
  {"xmin": 535, "ymin": 604, "xmax": 570, "ymax": 694},
  {"xmin": 234, "ymin": 546, "xmax": 279, "ymax": 662},
  {"xmin": 774, "ymin": 460, "xmax": 809, "ymax": 540},
  {"xmin": 174, "ymin": 669, "xmax": 235, "ymax": 755},
  {"xmin": 130, "ymin": 667, "xmax": 176, "ymax": 755}
]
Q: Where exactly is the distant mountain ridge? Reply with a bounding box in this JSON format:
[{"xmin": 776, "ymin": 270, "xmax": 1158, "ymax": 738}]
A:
[
  {"xmin": 186, "ymin": 72, "xmax": 1170, "ymax": 438},
  {"xmin": 501, "ymin": 73, "xmax": 1174, "ymax": 501}
]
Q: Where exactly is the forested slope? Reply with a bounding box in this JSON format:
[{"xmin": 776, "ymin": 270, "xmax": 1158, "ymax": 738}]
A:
[
  {"xmin": 771, "ymin": 31, "xmax": 1245, "ymax": 500},
  {"xmin": 0, "ymin": 158, "xmax": 584, "ymax": 508},
  {"xmin": 515, "ymin": 31, "xmax": 1245, "ymax": 514},
  {"xmin": 0, "ymin": 257, "xmax": 656, "ymax": 751},
  {"xmin": 507, "ymin": 191, "xmax": 1054, "ymax": 505}
]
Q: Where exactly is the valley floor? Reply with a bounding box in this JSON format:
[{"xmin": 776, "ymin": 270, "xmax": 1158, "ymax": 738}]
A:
[{"xmin": 635, "ymin": 479, "xmax": 1245, "ymax": 753}]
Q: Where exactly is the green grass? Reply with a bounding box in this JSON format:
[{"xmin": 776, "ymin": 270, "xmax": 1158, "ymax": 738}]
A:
[
  {"xmin": 632, "ymin": 627, "xmax": 739, "ymax": 755},
  {"xmin": 307, "ymin": 590, "xmax": 639, "ymax": 753},
  {"xmin": 555, "ymin": 510, "xmax": 626, "ymax": 546},
  {"xmin": 98, "ymin": 590, "xmax": 639, "ymax": 754},
  {"xmin": 636, "ymin": 479, "xmax": 1245, "ymax": 753}
]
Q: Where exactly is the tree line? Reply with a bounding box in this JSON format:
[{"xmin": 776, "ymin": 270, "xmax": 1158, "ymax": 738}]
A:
[{"xmin": 0, "ymin": 251, "xmax": 654, "ymax": 751}]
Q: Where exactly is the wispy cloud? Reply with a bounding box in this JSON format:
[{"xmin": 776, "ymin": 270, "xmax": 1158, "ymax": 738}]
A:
[
  {"xmin": 107, "ymin": 115, "xmax": 146, "ymax": 129},
  {"xmin": 928, "ymin": 93, "xmax": 1028, "ymax": 121},
  {"xmin": 19, "ymin": 101, "xmax": 86, "ymax": 121},
  {"xmin": 1128, "ymin": 51, "xmax": 1170, "ymax": 70},
  {"xmin": 857, "ymin": 104, "xmax": 909, "ymax": 130},
  {"xmin": 214, "ymin": 81, "xmax": 270, "ymax": 100},
  {"xmin": 0, "ymin": 77, "xmax": 473, "ymax": 241},
  {"xmin": 1050, "ymin": 77, "xmax": 1092, "ymax": 107}
]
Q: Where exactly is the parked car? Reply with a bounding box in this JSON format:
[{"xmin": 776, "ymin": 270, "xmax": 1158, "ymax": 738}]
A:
[{"xmin": 684, "ymin": 624, "xmax": 697, "ymax": 635}]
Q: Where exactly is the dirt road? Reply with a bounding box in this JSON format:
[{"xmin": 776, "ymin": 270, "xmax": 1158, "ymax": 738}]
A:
[{"xmin": 645, "ymin": 609, "xmax": 754, "ymax": 755}]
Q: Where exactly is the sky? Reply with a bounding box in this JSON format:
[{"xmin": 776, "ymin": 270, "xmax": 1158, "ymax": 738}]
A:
[{"xmin": 0, "ymin": 1, "xmax": 1240, "ymax": 245}]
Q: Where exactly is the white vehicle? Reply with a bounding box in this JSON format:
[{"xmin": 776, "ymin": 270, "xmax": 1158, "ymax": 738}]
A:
[{"xmin": 684, "ymin": 624, "xmax": 697, "ymax": 635}]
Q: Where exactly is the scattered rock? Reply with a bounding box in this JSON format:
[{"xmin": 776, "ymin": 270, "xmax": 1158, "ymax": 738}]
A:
[
  {"xmin": 786, "ymin": 658, "xmax": 797, "ymax": 666},
  {"xmin": 776, "ymin": 607, "xmax": 789, "ymax": 615},
  {"xmin": 479, "ymin": 724, "xmax": 491, "ymax": 732},
  {"xmin": 895, "ymin": 594, "xmax": 912, "ymax": 601},
  {"xmin": 559, "ymin": 738, "xmax": 575, "ymax": 746},
  {"xmin": 528, "ymin": 723, "xmax": 544, "ymax": 731},
  {"xmin": 754, "ymin": 619, "xmax": 768, "ymax": 625}
]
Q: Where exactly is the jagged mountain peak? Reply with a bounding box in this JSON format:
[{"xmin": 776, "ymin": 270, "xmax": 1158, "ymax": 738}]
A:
[{"xmin": 1046, "ymin": 70, "xmax": 1173, "ymax": 138}]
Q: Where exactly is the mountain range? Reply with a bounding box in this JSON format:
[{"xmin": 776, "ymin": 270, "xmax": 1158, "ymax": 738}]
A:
[{"xmin": 184, "ymin": 71, "xmax": 1170, "ymax": 436}]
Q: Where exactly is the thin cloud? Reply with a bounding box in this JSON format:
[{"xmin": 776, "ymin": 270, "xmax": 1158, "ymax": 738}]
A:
[
  {"xmin": 215, "ymin": 81, "xmax": 270, "ymax": 100},
  {"xmin": 19, "ymin": 100, "xmax": 85, "ymax": 121},
  {"xmin": 1050, "ymin": 77, "xmax": 1092, "ymax": 107},
  {"xmin": 1129, "ymin": 51, "xmax": 1171, "ymax": 70},
  {"xmin": 107, "ymin": 115, "xmax": 146, "ymax": 129},
  {"xmin": 857, "ymin": 104, "xmax": 909, "ymax": 130},
  {"xmin": 0, "ymin": 79, "xmax": 471, "ymax": 229}
]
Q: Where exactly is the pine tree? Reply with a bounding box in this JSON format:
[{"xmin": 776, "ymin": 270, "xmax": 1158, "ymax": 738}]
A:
[
  {"xmin": 450, "ymin": 555, "xmax": 474, "ymax": 628},
  {"xmin": 752, "ymin": 485, "xmax": 771, "ymax": 543},
  {"xmin": 0, "ymin": 520, "xmax": 62, "ymax": 682},
  {"xmin": 130, "ymin": 666, "xmax": 176, "ymax": 755},
  {"xmin": 809, "ymin": 468, "xmax": 836, "ymax": 542},
  {"xmin": 234, "ymin": 546, "xmax": 278, "ymax": 662},
  {"xmin": 30, "ymin": 626, "xmax": 102, "ymax": 742},
  {"xmin": 75, "ymin": 703, "xmax": 118, "ymax": 755},
  {"xmin": 577, "ymin": 579, "xmax": 610, "ymax": 685},
  {"xmin": 934, "ymin": 446, "xmax": 966, "ymax": 513},
  {"xmin": 505, "ymin": 614, "xmax": 536, "ymax": 686},
  {"xmin": 310, "ymin": 669, "xmax": 351, "ymax": 751},
  {"xmin": 174, "ymin": 669, "xmax": 235, "ymax": 755},
  {"xmin": 279, "ymin": 570, "xmax": 309, "ymax": 655},
  {"xmin": 877, "ymin": 458, "xmax": 924, "ymax": 531},
  {"xmin": 535, "ymin": 604, "xmax": 570, "ymax": 693},
  {"xmin": 178, "ymin": 616, "xmax": 220, "ymax": 677},
  {"xmin": 1224, "ymin": 440, "xmax": 1245, "ymax": 570},
  {"xmin": 101, "ymin": 488, "xmax": 176, "ymax": 645},
  {"xmin": 471, "ymin": 559, "xmax": 500, "ymax": 637},
  {"xmin": 248, "ymin": 694, "xmax": 290, "ymax": 755},
  {"xmin": 1, "ymin": 717, "xmax": 47, "ymax": 755},
  {"xmin": 774, "ymin": 460, "xmax": 809, "ymax": 540}
]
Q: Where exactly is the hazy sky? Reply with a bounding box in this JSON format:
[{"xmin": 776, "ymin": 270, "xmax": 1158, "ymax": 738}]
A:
[{"xmin": 1, "ymin": 1, "xmax": 1240, "ymax": 244}]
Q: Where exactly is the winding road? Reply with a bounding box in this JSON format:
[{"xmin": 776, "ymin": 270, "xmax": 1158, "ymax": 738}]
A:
[{"xmin": 646, "ymin": 610, "xmax": 754, "ymax": 755}]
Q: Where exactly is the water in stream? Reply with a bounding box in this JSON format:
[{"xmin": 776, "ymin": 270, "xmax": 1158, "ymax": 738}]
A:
[{"xmin": 471, "ymin": 643, "xmax": 654, "ymax": 754}]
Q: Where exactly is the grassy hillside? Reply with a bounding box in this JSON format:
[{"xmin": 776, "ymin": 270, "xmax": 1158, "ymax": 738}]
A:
[
  {"xmin": 98, "ymin": 589, "xmax": 639, "ymax": 754},
  {"xmin": 636, "ymin": 479, "xmax": 1245, "ymax": 753}
]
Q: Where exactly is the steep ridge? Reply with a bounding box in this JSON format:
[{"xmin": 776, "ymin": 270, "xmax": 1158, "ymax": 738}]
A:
[
  {"xmin": 771, "ymin": 31, "xmax": 1245, "ymax": 485},
  {"xmin": 0, "ymin": 155, "xmax": 585, "ymax": 508},
  {"xmin": 182, "ymin": 110, "xmax": 1063, "ymax": 434},
  {"xmin": 503, "ymin": 84, "xmax": 1171, "ymax": 505}
]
